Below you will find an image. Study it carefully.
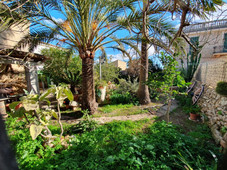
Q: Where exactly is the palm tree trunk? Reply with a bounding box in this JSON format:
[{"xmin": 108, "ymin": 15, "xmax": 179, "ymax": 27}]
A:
[
  {"xmin": 137, "ymin": 0, "xmax": 151, "ymax": 105},
  {"xmin": 81, "ymin": 57, "xmax": 98, "ymax": 114}
]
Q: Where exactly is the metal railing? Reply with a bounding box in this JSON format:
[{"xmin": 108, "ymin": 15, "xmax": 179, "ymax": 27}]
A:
[
  {"xmin": 184, "ymin": 19, "xmax": 227, "ymax": 33},
  {"xmin": 213, "ymin": 45, "xmax": 227, "ymax": 53}
]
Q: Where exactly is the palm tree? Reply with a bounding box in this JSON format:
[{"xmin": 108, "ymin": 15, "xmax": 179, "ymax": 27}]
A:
[
  {"xmin": 17, "ymin": 0, "xmax": 136, "ymax": 114},
  {"xmin": 116, "ymin": 0, "xmax": 224, "ymax": 105},
  {"xmin": 0, "ymin": 1, "xmax": 27, "ymax": 32},
  {"xmin": 112, "ymin": 1, "xmax": 178, "ymax": 105}
]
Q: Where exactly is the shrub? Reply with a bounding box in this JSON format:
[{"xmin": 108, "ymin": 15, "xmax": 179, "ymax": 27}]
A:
[
  {"xmin": 71, "ymin": 110, "xmax": 99, "ymax": 133},
  {"xmin": 116, "ymin": 78, "xmax": 139, "ymax": 95},
  {"xmin": 110, "ymin": 92, "xmax": 138, "ymax": 105},
  {"xmin": 175, "ymin": 95, "xmax": 192, "ymax": 107},
  {"xmin": 216, "ymin": 81, "xmax": 227, "ymax": 96}
]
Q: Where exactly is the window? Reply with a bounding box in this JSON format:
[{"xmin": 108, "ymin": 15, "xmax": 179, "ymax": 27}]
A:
[{"xmin": 189, "ymin": 36, "xmax": 199, "ymax": 55}]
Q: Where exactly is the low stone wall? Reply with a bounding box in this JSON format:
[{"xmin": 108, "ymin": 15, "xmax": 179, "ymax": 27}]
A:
[{"xmin": 196, "ymin": 84, "xmax": 227, "ymax": 151}]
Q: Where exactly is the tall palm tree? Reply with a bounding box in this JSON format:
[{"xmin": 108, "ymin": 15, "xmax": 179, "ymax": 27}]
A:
[
  {"xmin": 117, "ymin": 0, "xmax": 224, "ymax": 105},
  {"xmin": 17, "ymin": 0, "xmax": 136, "ymax": 114},
  {"xmin": 112, "ymin": 1, "xmax": 178, "ymax": 105}
]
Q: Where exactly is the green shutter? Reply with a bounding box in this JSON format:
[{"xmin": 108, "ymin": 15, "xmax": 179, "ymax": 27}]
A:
[{"xmin": 224, "ymin": 33, "xmax": 227, "ymax": 52}]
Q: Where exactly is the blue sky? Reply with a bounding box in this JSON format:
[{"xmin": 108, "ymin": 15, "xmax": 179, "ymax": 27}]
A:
[{"xmin": 34, "ymin": 1, "xmax": 227, "ymax": 64}]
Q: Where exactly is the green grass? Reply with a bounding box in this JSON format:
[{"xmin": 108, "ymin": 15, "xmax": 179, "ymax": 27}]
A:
[{"xmin": 94, "ymin": 104, "xmax": 149, "ymax": 117}]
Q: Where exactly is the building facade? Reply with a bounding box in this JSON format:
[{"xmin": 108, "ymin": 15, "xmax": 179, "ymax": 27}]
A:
[
  {"xmin": 111, "ymin": 60, "xmax": 127, "ymax": 70},
  {"xmin": 183, "ymin": 19, "xmax": 227, "ymax": 87}
]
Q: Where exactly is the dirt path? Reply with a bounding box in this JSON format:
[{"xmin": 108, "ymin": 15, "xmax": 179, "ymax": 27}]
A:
[
  {"xmin": 93, "ymin": 113, "xmax": 156, "ymax": 124},
  {"xmin": 63, "ymin": 100, "xmax": 178, "ymax": 124}
]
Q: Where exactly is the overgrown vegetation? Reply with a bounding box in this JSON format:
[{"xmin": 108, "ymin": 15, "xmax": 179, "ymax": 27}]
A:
[{"xmin": 6, "ymin": 118, "xmax": 221, "ymax": 170}]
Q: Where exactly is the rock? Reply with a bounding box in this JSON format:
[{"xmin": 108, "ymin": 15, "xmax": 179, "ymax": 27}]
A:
[
  {"xmin": 220, "ymin": 98, "xmax": 227, "ymax": 106},
  {"xmin": 220, "ymin": 140, "xmax": 227, "ymax": 149},
  {"xmin": 211, "ymin": 125, "xmax": 222, "ymax": 144},
  {"xmin": 223, "ymin": 132, "xmax": 227, "ymax": 142},
  {"xmin": 210, "ymin": 117, "xmax": 217, "ymax": 125},
  {"xmin": 70, "ymin": 101, "xmax": 79, "ymax": 107}
]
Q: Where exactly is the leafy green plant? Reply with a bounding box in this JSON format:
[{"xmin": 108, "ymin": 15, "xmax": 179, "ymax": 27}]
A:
[
  {"xmin": 9, "ymin": 85, "xmax": 73, "ymax": 140},
  {"xmin": 42, "ymin": 48, "xmax": 82, "ymax": 94},
  {"xmin": 148, "ymin": 53, "xmax": 188, "ymax": 122},
  {"xmin": 217, "ymin": 110, "xmax": 222, "ymax": 115},
  {"xmin": 110, "ymin": 92, "xmax": 138, "ymax": 105},
  {"xmin": 175, "ymin": 95, "xmax": 192, "ymax": 107},
  {"xmin": 116, "ymin": 78, "xmax": 139, "ymax": 96},
  {"xmin": 216, "ymin": 81, "xmax": 227, "ymax": 96},
  {"xmin": 95, "ymin": 62, "xmax": 120, "ymax": 83},
  {"xmin": 73, "ymin": 110, "xmax": 99, "ymax": 133},
  {"xmin": 221, "ymin": 126, "xmax": 227, "ymax": 134},
  {"xmin": 184, "ymin": 104, "xmax": 201, "ymax": 114}
]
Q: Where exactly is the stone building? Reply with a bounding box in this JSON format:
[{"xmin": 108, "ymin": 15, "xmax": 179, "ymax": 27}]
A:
[
  {"xmin": 184, "ymin": 20, "xmax": 227, "ymax": 151},
  {"xmin": 0, "ymin": 23, "xmax": 46, "ymax": 95},
  {"xmin": 183, "ymin": 19, "xmax": 227, "ymax": 87},
  {"xmin": 111, "ymin": 60, "xmax": 127, "ymax": 70}
]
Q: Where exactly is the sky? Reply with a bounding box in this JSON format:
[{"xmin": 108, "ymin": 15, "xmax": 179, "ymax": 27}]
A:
[{"xmin": 34, "ymin": 1, "xmax": 227, "ymax": 64}]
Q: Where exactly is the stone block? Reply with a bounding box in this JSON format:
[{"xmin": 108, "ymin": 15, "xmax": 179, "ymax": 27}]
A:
[
  {"xmin": 223, "ymin": 132, "xmax": 227, "ymax": 142},
  {"xmin": 211, "ymin": 125, "xmax": 222, "ymax": 144},
  {"xmin": 220, "ymin": 140, "xmax": 227, "ymax": 149}
]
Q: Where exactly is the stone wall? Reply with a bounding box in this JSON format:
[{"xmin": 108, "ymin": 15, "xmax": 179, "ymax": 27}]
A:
[
  {"xmin": 196, "ymin": 83, "xmax": 227, "ymax": 151},
  {"xmin": 195, "ymin": 58, "xmax": 227, "ymax": 87}
]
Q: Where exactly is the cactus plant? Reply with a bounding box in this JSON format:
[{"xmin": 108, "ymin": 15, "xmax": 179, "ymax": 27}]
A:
[{"xmin": 181, "ymin": 52, "xmax": 201, "ymax": 82}]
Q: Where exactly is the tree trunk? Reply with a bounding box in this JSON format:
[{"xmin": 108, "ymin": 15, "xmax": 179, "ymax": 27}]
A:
[
  {"xmin": 81, "ymin": 57, "xmax": 98, "ymax": 114},
  {"xmin": 137, "ymin": 1, "xmax": 151, "ymax": 105}
]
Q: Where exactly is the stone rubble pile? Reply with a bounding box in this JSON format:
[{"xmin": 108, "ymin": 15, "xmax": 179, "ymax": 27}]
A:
[{"xmin": 197, "ymin": 84, "xmax": 227, "ymax": 151}]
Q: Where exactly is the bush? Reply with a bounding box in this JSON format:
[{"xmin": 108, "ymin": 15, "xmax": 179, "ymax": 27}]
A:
[
  {"xmin": 72, "ymin": 110, "xmax": 99, "ymax": 133},
  {"xmin": 175, "ymin": 95, "xmax": 192, "ymax": 107},
  {"xmin": 110, "ymin": 92, "xmax": 138, "ymax": 105},
  {"xmin": 216, "ymin": 81, "xmax": 227, "ymax": 96},
  {"xmin": 116, "ymin": 78, "xmax": 139, "ymax": 95}
]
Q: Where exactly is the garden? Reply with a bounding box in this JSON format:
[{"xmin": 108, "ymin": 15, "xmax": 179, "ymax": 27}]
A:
[{"xmin": 1, "ymin": 0, "xmax": 227, "ymax": 169}]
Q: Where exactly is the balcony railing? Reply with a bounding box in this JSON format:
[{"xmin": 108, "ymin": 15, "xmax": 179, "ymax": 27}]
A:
[
  {"xmin": 213, "ymin": 45, "xmax": 227, "ymax": 54},
  {"xmin": 184, "ymin": 19, "xmax": 227, "ymax": 33}
]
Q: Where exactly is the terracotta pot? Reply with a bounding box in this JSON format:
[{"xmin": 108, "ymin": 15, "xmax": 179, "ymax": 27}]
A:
[{"xmin": 190, "ymin": 113, "xmax": 199, "ymax": 120}]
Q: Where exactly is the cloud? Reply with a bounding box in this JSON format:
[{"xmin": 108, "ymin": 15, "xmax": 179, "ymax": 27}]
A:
[
  {"xmin": 108, "ymin": 53, "xmax": 125, "ymax": 62},
  {"xmin": 109, "ymin": 44, "xmax": 155, "ymax": 62},
  {"xmin": 42, "ymin": 17, "xmax": 64, "ymax": 25}
]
